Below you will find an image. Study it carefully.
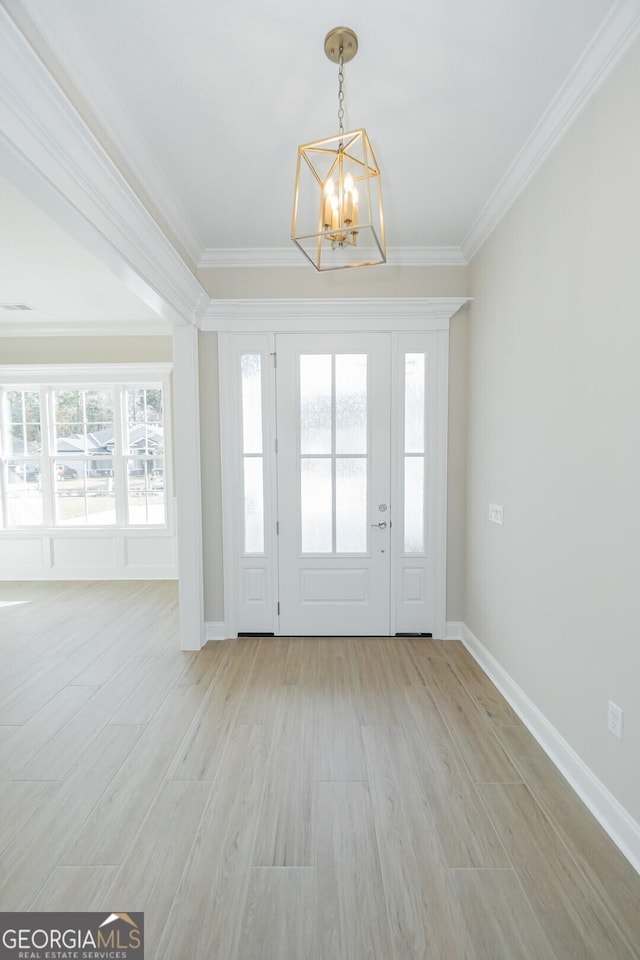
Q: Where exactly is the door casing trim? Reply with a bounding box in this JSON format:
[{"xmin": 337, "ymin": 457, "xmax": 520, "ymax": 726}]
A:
[{"xmin": 218, "ymin": 298, "xmax": 463, "ymax": 638}]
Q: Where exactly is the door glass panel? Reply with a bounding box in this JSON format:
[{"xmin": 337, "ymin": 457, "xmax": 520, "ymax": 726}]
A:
[
  {"xmin": 240, "ymin": 354, "xmax": 263, "ymax": 454},
  {"xmin": 336, "ymin": 457, "xmax": 367, "ymax": 553},
  {"xmin": 243, "ymin": 456, "xmax": 265, "ymax": 553},
  {"xmin": 336, "ymin": 354, "xmax": 367, "ymax": 454},
  {"xmin": 404, "ymin": 353, "xmax": 425, "ymax": 454},
  {"xmin": 404, "ymin": 456, "xmax": 425, "ymax": 553},
  {"xmin": 300, "ymin": 355, "xmax": 332, "ymax": 454},
  {"xmin": 301, "ymin": 457, "xmax": 332, "ymax": 552},
  {"xmin": 299, "ymin": 352, "xmax": 370, "ymax": 554}
]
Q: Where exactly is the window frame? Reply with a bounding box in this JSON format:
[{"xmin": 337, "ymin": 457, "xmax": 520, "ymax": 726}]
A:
[{"xmin": 0, "ymin": 363, "xmax": 173, "ymax": 533}]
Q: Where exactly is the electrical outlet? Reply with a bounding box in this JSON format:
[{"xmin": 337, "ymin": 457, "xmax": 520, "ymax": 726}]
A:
[
  {"xmin": 489, "ymin": 503, "xmax": 504, "ymax": 525},
  {"xmin": 607, "ymin": 701, "xmax": 623, "ymax": 740}
]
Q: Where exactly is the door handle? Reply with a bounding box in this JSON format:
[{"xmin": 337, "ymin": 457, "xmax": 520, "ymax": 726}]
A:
[{"xmin": 370, "ymin": 520, "xmax": 388, "ymax": 528}]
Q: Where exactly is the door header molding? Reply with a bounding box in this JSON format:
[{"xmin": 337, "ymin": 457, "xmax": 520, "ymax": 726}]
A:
[{"xmin": 203, "ymin": 297, "xmax": 471, "ymax": 332}]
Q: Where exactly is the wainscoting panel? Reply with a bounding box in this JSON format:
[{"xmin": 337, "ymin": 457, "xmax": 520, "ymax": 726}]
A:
[{"xmin": 0, "ymin": 531, "xmax": 177, "ymax": 580}]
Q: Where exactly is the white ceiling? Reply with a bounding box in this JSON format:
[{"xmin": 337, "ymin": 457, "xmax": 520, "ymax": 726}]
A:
[
  {"xmin": 0, "ymin": 0, "xmax": 629, "ymax": 329},
  {"xmin": 0, "ymin": 174, "xmax": 161, "ymax": 330}
]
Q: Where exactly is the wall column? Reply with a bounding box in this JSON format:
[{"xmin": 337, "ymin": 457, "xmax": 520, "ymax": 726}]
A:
[{"xmin": 172, "ymin": 324, "xmax": 205, "ymax": 650}]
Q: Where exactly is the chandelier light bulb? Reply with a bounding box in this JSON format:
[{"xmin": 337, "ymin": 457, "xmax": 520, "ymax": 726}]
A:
[{"xmin": 291, "ymin": 27, "xmax": 385, "ymax": 269}]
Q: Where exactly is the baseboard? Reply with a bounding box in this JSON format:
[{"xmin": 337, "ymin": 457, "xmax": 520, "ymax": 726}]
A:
[
  {"xmin": 0, "ymin": 569, "xmax": 178, "ymax": 580},
  {"xmin": 445, "ymin": 620, "xmax": 464, "ymax": 640},
  {"xmin": 205, "ymin": 621, "xmax": 230, "ymax": 642},
  {"xmin": 460, "ymin": 623, "xmax": 640, "ymax": 875}
]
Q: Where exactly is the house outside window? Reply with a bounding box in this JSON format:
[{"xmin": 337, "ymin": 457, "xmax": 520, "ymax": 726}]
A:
[{"xmin": 0, "ymin": 366, "xmax": 171, "ymax": 531}]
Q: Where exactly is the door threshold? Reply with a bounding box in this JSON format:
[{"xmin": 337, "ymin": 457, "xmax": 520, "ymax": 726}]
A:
[
  {"xmin": 246, "ymin": 633, "xmax": 432, "ymax": 639},
  {"xmin": 237, "ymin": 632, "xmax": 434, "ymax": 638}
]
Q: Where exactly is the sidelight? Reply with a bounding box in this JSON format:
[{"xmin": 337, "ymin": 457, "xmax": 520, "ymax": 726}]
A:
[
  {"xmin": 403, "ymin": 353, "xmax": 426, "ymax": 554},
  {"xmin": 240, "ymin": 354, "xmax": 265, "ymax": 553}
]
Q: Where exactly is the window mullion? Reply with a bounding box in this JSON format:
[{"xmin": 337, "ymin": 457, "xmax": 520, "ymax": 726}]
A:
[
  {"xmin": 0, "ymin": 389, "xmax": 7, "ymax": 529},
  {"xmin": 331, "ymin": 354, "xmax": 336, "ymax": 554},
  {"xmin": 41, "ymin": 386, "xmax": 55, "ymax": 527},
  {"xmin": 113, "ymin": 385, "xmax": 128, "ymax": 526}
]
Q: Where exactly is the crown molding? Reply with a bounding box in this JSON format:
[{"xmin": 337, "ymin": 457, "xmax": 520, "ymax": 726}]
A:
[
  {"xmin": 197, "ymin": 246, "xmax": 468, "ymax": 269},
  {"xmin": 0, "ymin": 8, "xmax": 208, "ymax": 329},
  {"xmin": 390, "ymin": 247, "xmax": 467, "ymax": 267},
  {"xmin": 4, "ymin": 2, "xmax": 204, "ymax": 267},
  {"xmin": 462, "ymin": 0, "xmax": 640, "ymax": 261},
  {"xmin": 201, "ymin": 297, "xmax": 471, "ymax": 332},
  {"xmin": 5, "ymin": 1, "xmax": 632, "ymax": 302},
  {"xmin": 0, "ymin": 362, "xmax": 173, "ymax": 379},
  {"xmin": 0, "ymin": 319, "xmax": 173, "ymax": 338}
]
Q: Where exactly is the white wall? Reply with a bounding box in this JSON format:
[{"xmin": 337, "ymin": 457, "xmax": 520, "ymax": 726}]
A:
[{"xmin": 466, "ymin": 37, "xmax": 640, "ymax": 822}]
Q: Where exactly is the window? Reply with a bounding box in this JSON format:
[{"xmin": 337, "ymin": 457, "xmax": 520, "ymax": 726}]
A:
[
  {"xmin": 3, "ymin": 389, "xmax": 43, "ymax": 526},
  {"xmin": 53, "ymin": 387, "xmax": 116, "ymax": 526},
  {"xmin": 125, "ymin": 387, "xmax": 166, "ymax": 526},
  {"xmin": 403, "ymin": 353, "xmax": 426, "ymax": 554},
  {"xmin": 0, "ymin": 372, "xmax": 170, "ymax": 530},
  {"xmin": 240, "ymin": 353, "xmax": 265, "ymax": 553},
  {"xmin": 299, "ymin": 352, "xmax": 368, "ymax": 554}
]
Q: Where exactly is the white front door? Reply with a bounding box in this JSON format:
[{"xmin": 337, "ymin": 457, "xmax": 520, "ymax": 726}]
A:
[
  {"xmin": 218, "ymin": 327, "xmax": 449, "ymax": 639},
  {"xmin": 276, "ymin": 333, "xmax": 391, "ymax": 635}
]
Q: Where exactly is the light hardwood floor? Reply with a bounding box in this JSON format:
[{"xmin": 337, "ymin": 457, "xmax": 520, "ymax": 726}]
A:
[{"xmin": 1, "ymin": 581, "xmax": 639, "ymax": 959}]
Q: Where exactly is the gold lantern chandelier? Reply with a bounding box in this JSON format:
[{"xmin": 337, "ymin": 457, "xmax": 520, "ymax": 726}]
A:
[{"xmin": 291, "ymin": 27, "xmax": 386, "ymax": 271}]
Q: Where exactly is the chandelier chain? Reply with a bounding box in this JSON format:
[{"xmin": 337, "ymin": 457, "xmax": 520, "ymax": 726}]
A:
[{"xmin": 337, "ymin": 46, "xmax": 345, "ymax": 135}]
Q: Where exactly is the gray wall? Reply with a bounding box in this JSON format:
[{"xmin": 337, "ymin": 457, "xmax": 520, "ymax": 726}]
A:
[
  {"xmin": 198, "ymin": 331, "xmax": 224, "ymax": 622},
  {"xmin": 197, "ymin": 264, "xmax": 469, "ymax": 300},
  {"xmin": 465, "ymin": 36, "xmax": 640, "ymax": 820},
  {"xmin": 0, "ymin": 336, "xmax": 172, "ymax": 363}
]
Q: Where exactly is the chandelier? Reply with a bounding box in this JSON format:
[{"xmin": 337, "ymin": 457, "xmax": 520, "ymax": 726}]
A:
[{"xmin": 291, "ymin": 27, "xmax": 386, "ymax": 271}]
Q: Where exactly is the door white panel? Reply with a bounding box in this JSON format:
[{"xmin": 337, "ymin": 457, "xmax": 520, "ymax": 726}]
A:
[
  {"xmin": 219, "ymin": 328, "xmax": 448, "ymax": 638},
  {"xmin": 300, "ymin": 568, "xmax": 368, "ymax": 602},
  {"xmin": 277, "ymin": 333, "xmax": 391, "ymax": 636},
  {"xmin": 244, "ymin": 568, "xmax": 267, "ymax": 603},
  {"xmin": 402, "ymin": 567, "xmax": 424, "ymax": 603}
]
